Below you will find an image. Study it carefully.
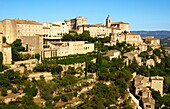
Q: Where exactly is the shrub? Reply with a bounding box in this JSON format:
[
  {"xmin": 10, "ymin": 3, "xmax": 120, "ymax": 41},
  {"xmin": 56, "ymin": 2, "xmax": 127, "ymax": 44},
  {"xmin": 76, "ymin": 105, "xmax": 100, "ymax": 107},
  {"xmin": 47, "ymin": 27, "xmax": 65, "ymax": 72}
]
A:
[{"xmin": 53, "ymin": 96, "xmax": 61, "ymax": 102}]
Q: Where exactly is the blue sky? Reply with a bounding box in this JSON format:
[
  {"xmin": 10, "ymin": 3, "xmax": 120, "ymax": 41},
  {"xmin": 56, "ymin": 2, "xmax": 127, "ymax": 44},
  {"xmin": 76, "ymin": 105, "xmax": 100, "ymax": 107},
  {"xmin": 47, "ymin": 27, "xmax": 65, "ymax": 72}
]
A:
[{"xmin": 0, "ymin": 0, "xmax": 170, "ymax": 30}]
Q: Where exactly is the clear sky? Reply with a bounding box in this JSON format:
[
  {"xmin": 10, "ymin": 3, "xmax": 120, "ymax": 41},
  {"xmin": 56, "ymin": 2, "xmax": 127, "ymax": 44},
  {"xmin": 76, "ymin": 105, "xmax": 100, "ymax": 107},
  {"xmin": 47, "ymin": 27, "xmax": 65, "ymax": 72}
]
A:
[{"xmin": 0, "ymin": 0, "xmax": 170, "ymax": 31}]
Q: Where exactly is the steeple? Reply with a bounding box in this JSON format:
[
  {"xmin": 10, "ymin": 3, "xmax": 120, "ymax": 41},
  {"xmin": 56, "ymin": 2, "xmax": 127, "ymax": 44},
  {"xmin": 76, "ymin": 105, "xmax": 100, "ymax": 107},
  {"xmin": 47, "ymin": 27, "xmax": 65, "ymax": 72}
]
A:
[{"xmin": 106, "ymin": 15, "xmax": 112, "ymax": 27}]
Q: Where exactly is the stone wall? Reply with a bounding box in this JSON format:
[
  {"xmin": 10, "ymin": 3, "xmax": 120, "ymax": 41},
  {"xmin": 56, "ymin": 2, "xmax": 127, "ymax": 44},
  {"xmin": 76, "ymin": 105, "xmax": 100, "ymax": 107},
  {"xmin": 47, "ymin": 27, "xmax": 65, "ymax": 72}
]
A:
[
  {"xmin": 19, "ymin": 35, "xmax": 43, "ymax": 54},
  {"xmin": 0, "ymin": 19, "xmax": 17, "ymax": 44}
]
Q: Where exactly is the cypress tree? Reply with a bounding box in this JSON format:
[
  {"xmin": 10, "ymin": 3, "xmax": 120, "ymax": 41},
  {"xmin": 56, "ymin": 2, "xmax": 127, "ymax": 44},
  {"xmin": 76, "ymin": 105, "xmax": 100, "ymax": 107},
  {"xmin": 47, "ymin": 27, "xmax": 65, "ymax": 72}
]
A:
[{"xmin": 0, "ymin": 52, "xmax": 3, "ymax": 71}]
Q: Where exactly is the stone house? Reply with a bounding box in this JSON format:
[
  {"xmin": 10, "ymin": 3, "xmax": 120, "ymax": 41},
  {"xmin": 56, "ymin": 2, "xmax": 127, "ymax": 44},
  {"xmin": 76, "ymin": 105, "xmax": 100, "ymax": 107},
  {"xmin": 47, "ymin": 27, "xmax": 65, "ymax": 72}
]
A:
[
  {"xmin": 104, "ymin": 50, "xmax": 121, "ymax": 60},
  {"xmin": 134, "ymin": 75, "xmax": 164, "ymax": 109},
  {"xmin": 146, "ymin": 59, "xmax": 155, "ymax": 67},
  {"xmin": 151, "ymin": 76, "xmax": 164, "ymax": 96},
  {"xmin": 0, "ymin": 32, "xmax": 12, "ymax": 65},
  {"xmin": 123, "ymin": 51, "xmax": 142, "ymax": 65}
]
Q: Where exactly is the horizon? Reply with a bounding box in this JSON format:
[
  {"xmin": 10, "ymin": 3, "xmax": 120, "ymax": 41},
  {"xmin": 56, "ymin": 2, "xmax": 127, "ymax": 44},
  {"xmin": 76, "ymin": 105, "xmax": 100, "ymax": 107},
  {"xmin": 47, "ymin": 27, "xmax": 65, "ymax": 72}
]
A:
[{"xmin": 0, "ymin": 0, "xmax": 170, "ymax": 31}]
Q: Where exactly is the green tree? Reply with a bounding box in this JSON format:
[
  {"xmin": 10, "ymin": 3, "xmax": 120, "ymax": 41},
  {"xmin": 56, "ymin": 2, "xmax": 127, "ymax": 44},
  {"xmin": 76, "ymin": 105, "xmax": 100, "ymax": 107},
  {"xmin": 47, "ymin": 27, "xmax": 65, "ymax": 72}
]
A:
[
  {"xmin": 0, "ymin": 52, "xmax": 3, "ymax": 71},
  {"xmin": 35, "ymin": 53, "xmax": 40, "ymax": 62},
  {"xmin": 0, "ymin": 74, "xmax": 10, "ymax": 87},
  {"xmin": 21, "ymin": 95, "xmax": 39, "ymax": 109},
  {"xmin": 1, "ymin": 87, "xmax": 7, "ymax": 96},
  {"xmin": 23, "ymin": 85, "xmax": 38, "ymax": 97}
]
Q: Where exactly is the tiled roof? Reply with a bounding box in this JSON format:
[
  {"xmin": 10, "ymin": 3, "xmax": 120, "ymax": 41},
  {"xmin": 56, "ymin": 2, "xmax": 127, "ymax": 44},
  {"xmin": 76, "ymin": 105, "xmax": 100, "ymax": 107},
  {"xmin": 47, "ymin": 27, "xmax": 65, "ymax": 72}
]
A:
[
  {"xmin": 142, "ymin": 36, "xmax": 160, "ymax": 40},
  {"xmin": 127, "ymin": 32, "xmax": 140, "ymax": 35},
  {"xmin": 142, "ymin": 98, "xmax": 155, "ymax": 104},
  {"xmin": 2, "ymin": 43, "xmax": 11, "ymax": 47},
  {"xmin": 52, "ymin": 24, "xmax": 60, "ymax": 26},
  {"xmin": 151, "ymin": 76, "xmax": 164, "ymax": 80},
  {"xmin": 43, "ymin": 27, "xmax": 50, "ymax": 29},
  {"xmin": 105, "ymin": 50, "xmax": 120, "ymax": 56},
  {"xmin": 13, "ymin": 20, "xmax": 42, "ymax": 25},
  {"xmin": 79, "ymin": 24, "xmax": 105, "ymax": 28},
  {"xmin": 111, "ymin": 21, "xmax": 129, "ymax": 24}
]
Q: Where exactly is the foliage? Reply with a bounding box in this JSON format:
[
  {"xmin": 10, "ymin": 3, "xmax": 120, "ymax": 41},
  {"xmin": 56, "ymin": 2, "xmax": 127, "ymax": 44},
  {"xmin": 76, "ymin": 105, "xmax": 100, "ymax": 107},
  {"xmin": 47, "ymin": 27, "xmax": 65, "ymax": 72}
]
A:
[
  {"xmin": 12, "ymin": 87, "xmax": 19, "ymax": 93},
  {"xmin": 53, "ymin": 96, "xmax": 61, "ymax": 102},
  {"xmin": 61, "ymin": 94, "xmax": 70, "ymax": 102},
  {"xmin": 79, "ymin": 83, "xmax": 120, "ymax": 108},
  {"xmin": 1, "ymin": 87, "xmax": 7, "ymax": 96},
  {"xmin": 21, "ymin": 95, "xmax": 39, "ymax": 109},
  {"xmin": 138, "ymin": 51, "xmax": 149, "ymax": 61},
  {"xmin": 35, "ymin": 53, "xmax": 40, "ymax": 61},
  {"xmin": 0, "ymin": 73, "xmax": 10, "ymax": 87},
  {"xmin": 37, "ymin": 80, "xmax": 56, "ymax": 100},
  {"xmin": 23, "ymin": 85, "xmax": 38, "ymax": 97},
  {"xmin": 33, "ymin": 63, "xmax": 62, "ymax": 74},
  {"xmin": 0, "ymin": 52, "xmax": 3, "ymax": 71},
  {"xmin": 4, "ymin": 70, "xmax": 22, "ymax": 84}
]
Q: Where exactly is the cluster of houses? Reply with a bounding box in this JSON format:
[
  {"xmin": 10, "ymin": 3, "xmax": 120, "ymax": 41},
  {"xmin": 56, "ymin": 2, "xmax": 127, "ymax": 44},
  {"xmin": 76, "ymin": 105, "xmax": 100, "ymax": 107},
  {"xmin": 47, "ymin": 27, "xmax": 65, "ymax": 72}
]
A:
[
  {"xmin": 0, "ymin": 15, "xmax": 161, "ymax": 65},
  {"xmin": 133, "ymin": 75, "xmax": 164, "ymax": 109}
]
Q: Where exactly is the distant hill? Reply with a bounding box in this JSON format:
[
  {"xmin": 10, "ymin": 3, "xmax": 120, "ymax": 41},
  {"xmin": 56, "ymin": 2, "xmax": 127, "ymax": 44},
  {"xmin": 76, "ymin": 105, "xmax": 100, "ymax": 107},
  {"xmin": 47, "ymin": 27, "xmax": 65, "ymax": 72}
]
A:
[
  {"xmin": 160, "ymin": 37, "xmax": 170, "ymax": 47},
  {"xmin": 132, "ymin": 31, "xmax": 170, "ymax": 39}
]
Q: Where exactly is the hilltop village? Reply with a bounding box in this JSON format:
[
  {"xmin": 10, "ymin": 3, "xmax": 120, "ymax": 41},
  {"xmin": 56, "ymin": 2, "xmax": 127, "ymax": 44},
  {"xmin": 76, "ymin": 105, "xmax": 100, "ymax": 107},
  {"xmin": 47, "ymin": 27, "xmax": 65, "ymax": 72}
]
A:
[{"xmin": 0, "ymin": 16, "xmax": 170, "ymax": 109}]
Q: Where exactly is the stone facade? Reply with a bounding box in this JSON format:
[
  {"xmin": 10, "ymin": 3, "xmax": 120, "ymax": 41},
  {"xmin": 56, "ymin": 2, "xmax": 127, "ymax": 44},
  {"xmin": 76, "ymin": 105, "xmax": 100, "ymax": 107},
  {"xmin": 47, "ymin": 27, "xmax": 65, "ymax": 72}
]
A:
[
  {"xmin": 42, "ymin": 41, "xmax": 94, "ymax": 58},
  {"xmin": 65, "ymin": 16, "xmax": 87, "ymax": 30},
  {"xmin": 151, "ymin": 76, "xmax": 164, "ymax": 95},
  {"xmin": 0, "ymin": 32, "xmax": 12, "ymax": 65},
  {"xmin": 77, "ymin": 24, "xmax": 112, "ymax": 38},
  {"xmin": 133, "ymin": 75, "xmax": 164, "ymax": 109},
  {"xmin": 0, "ymin": 19, "xmax": 17, "ymax": 44},
  {"xmin": 105, "ymin": 50, "xmax": 121, "ymax": 60},
  {"xmin": 142, "ymin": 36, "xmax": 160, "ymax": 49},
  {"xmin": 19, "ymin": 35, "xmax": 43, "ymax": 54},
  {"xmin": 13, "ymin": 19, "xmax": 42, "ymax": 37}
]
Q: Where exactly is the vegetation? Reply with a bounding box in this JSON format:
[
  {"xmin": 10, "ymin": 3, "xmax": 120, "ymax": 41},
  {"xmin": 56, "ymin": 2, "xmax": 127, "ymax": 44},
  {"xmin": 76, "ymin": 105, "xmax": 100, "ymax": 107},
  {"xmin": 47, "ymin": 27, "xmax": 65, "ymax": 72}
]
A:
[
  {"xmin": 62, "ymin": 30, "xmax": 110, "ymax": 43},
  {"xmin": 0, "ymin": 52, "xmax": 3, "ymax": 71},
  {"xmin": 11, "ymin": 39, "xmax": 35, "ymax": 61},
  {"xmin": 2, "ymin": 34, "xmax": 170, "ymax": 108}
]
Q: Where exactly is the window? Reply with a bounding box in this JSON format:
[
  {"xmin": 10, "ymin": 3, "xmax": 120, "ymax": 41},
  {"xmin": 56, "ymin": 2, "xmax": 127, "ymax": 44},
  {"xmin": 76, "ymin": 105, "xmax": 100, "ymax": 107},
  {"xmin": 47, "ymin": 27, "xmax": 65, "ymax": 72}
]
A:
[{"xmin": 146, "ymin": 105, "xmax": 151, "ymax": 108}]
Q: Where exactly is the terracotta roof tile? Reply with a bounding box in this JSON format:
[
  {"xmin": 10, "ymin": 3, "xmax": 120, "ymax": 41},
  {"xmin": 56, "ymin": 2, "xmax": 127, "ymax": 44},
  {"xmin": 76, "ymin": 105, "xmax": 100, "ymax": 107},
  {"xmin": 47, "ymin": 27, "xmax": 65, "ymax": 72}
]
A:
[
  {"xmin": 13, "ymin": 20, "xmax": 42, "ymax": 25},
  {"xmin": 111, "ymin": 21, "xmax": 129, "ymax": 24}
]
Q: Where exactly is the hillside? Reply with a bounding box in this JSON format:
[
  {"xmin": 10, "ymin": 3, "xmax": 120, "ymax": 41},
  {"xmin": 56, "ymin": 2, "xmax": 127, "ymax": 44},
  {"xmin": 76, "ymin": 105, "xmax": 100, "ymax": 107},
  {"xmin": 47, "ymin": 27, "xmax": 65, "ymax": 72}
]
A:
[
  {"xmin": 161, "ymin": 37, "xmax": 170, "ymax": 47},
  {"xmin": 132, "ymin": 31, "xmax": 170, "ymax": 39}
]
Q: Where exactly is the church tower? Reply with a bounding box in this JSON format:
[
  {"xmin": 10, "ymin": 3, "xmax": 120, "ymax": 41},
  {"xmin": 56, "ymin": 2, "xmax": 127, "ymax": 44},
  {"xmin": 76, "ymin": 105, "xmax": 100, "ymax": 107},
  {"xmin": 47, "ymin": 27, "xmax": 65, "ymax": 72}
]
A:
[{"xmin": 106, "ymin": 15, "xmax": 112, "ymax": 27}]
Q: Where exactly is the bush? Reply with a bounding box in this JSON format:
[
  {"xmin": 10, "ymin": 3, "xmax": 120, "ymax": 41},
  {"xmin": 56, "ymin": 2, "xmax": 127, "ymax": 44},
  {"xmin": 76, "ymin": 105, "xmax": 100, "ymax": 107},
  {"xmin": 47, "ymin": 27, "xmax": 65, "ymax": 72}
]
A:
[
  {"xmin": 53, "ymin": 96, "xmax": 61, "ymax": 102},
  {"xmin": 73, "ymin": 91, "xmax": 78, "ymax": 97},
  {"xmin": 61, "ymin": 94, "xmax": 69, "ymax": 102},
  {"xmin": 12, "ymin": 87, "xmax": 19, "ymax": 93},
  {"xmin": 1, "ymin": 87, "xmax": 7, "ymax": 96},
  {"xmin": 23, "ymin": 86, "xmax": 38, "ymax": 97}
]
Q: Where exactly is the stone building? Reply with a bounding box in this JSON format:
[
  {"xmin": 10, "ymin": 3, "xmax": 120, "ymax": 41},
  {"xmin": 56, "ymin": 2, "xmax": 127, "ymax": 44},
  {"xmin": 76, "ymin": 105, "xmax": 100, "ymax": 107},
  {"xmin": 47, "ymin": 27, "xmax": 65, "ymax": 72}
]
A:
[
  {"xmin": 134, "ymin": 75, "xmax": 164, "ymax": 108},
  {"xmin": 77, "ymin": 24, "xmax": 112, "ymax": 38},
  {"xmin": 133, "ymin": 75, "xmax": 164, "ymax": 109},
  {"xmin": 142, "ymin": 36, "xmax": 160, "ymax": 49},
  {"xmin": 151, "ymin": 76, "xmax": 164, "ymax": 95},
  {"xmin": 42, "ymin": 22, "xmax": 69, "ymax": 38},
  {"xmin": 0, "ymin": 19, "xmax": 17, "ymax": 44},
  {"xmin": 13, "ymin": 19, "xmax": 42, "ymax": 37},
  {"xmin": 0, "ymin": 32, "xmax": 12, "ymax": 65},
  {"xmin": 0, "ymin": 19, "xmax": 42, "ymax": 44},
  {"xmin": 65, "ymin": 16, "xmax": 87, "ymax": 30},
  {"xmin": 104, "ymin": 50, "xmax": 121, "ymax": 60},
  {"xmin": 18, "ymin": 34, "xmax": 43, "ymax": 54},
  {"xmin": 42, "ymin": 41, "xmax": 94, "ymax": 58},
  {"xmin": 106, "ymin": 15, "xmax": 130, "ymax": 32}
]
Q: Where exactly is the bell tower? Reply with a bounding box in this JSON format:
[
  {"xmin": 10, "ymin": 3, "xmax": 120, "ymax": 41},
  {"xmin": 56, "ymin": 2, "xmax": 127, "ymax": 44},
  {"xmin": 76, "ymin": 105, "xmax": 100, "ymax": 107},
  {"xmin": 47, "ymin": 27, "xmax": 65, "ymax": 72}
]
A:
[{"xmin": 106, "ymin": 15, "xmax": 112, "ymax": 27}]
